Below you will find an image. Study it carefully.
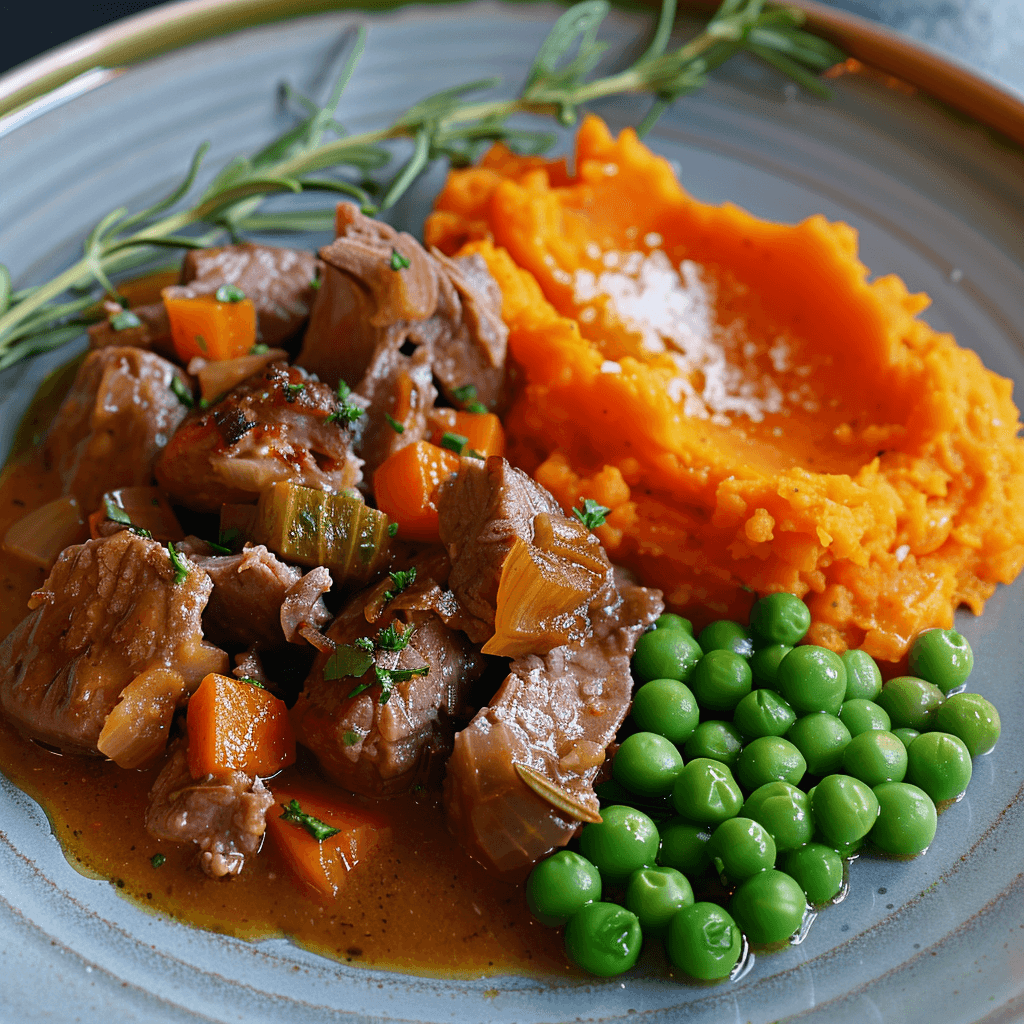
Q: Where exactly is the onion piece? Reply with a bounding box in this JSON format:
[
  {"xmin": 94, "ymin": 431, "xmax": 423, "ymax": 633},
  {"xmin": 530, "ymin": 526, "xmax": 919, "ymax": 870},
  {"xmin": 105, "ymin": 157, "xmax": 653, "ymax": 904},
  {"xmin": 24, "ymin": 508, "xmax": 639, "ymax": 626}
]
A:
[
  {"xmin": 196, "ymin": 348, "xmax": 288, "ymax": 403},
  {"xmin": 2, "ymin": 495, "xmax": 87, "ymax": 568},
  {"xmin": 97, "ymin": 666, "xmax": 186, "ymax": 769},
  {"xmin": 297, "ymin": 624, "xmax": 336, "ymax": 652}
]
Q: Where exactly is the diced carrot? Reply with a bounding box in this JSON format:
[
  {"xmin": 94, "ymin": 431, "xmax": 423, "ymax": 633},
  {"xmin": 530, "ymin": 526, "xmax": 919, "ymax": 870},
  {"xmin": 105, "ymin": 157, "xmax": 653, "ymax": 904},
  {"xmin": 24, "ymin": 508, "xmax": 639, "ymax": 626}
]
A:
[
  {"xmin": 373, "ymin": 440, "xmax": 461, "ymax": 542},
  {"xmin": 186, "ymin": 673, "xmax": 295, "ymax": 777},
  {"xmin": 162, "ymin": 289, "xmax": 257, "ymax": 362},
  {"xmin": 430, "ymin": 410, "xmax": 505, "ymax": 458},
  {"xmin": 266, "ymin": 782, "xmax": 390, "ymax": 898}
]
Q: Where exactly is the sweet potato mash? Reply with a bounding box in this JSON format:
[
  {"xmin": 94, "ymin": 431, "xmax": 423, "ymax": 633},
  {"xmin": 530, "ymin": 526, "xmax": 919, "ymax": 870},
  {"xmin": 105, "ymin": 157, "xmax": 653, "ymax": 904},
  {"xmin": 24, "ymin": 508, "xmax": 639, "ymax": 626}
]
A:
[{"xmin": 425, "ymin": 116, "xmax": 1024, "ymax": 661}]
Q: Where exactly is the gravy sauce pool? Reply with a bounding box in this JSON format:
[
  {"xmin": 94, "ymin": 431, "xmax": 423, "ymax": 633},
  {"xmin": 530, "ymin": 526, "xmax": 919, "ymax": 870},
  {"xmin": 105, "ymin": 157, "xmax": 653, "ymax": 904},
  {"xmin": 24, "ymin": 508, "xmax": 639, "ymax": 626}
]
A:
[{"xmin": 0, "ymin": 376, "xmax": 568, "ymax": 978}]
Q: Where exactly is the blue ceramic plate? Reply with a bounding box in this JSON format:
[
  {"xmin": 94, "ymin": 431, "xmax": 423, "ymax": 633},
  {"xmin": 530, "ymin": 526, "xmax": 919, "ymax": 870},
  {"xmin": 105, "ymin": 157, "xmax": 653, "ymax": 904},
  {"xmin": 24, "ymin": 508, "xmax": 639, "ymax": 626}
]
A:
[{"xmin": 2, "ymin": 3, "xmax": 1023, "ymax": 1021}]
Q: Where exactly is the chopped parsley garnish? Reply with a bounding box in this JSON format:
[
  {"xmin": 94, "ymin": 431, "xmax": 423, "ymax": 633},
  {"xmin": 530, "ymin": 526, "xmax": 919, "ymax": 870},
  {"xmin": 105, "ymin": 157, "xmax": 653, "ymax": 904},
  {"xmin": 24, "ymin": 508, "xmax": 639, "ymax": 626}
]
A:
[
  {"xmin": 169, "ymin": 376, "xmax": 194, "ymax": 408},
  {"xmin": 215, "ymin": 283, "xmax": 246, "ymax": 303},
  {"xmin": 572, "ymin": 497, "xmax": 611, "ymax": 531},
  {"xmin": 467, "ymin": 448, "xmax": 484, "ymax": 460},
  {"xmin": 440, "ymin": 431, "xmax": 469, "ymax": 455},
  {"xmin": 327, "ymin": 378, "xmax": 364, "ymax": 426},
  {"xmin": 280, "ymin": 799, "xmax": 340, "ymax": 841},
  {"xmin": 323, "ymin": 643, "xmax": 375, "ymax": 683},
  {"xmin": 343, "ymin": 729, "xmax": 362, "ymax": 746},
  {"xmin": 310, "ymin": 275, "xmax": 322, "ymax": 290},
  {"xmin": 385, "ymin": 413, "xmax": 405, "ymax": 434},
  {"xmin": 195, "ymin": 334, "xmax": 208, "ymax": 354},
  {"xmin": 238, "ymin": 676, "xmax": 265, "ymax": 689},
  {"xmin": 283, "ymin": 382, "xmax": 306, "ymax": 401},
  {"xmin": 150, "ymin": 853, "xmax": 166, "ymax": 868},
  {"xmin": 451, "ymin": 384, "xmax": 477, "ymax": 403},
  {"xmin": 110, "ymin": 309, "xmax": 142, "ymax": 331},
  {"xmin": 205, "ymin": 538, "xmax": 232, "ymax": 555},
  {"xmin": 375, "ymin": 622, "xmax": 415, "ymax": 652},
  {"xmin": 167, "ymin": 541, "xmax": 190, "ymax": 584},
  {"xmin": 103, "ymin": 496, "xmax": 152, "ymax": 538},
  {"xmin": 353, "ymin": 636, "xmax": 376, "ymax": 654},
  {"xmin": 387, "ymin": 522, "xmax": 399, "ymax": 538},
  {"xmin": 372, "ymin": 665, "xmax": 429, "ymax": 704},
  {"xmin": 389, "ymin": 248, "xmax": 411, "ymax": 271},
  {"xmin": 465, "ymin": 401, "xmax": 488, "ymax": 414},
  {"xmin": 249, "ymin": 343, "xmax": 269, "ymax": 355},
  {"xmin": 218, "ymin": 527, "xmax": 240, "ymax": 551},
  {"xmin": 383, "ymin": 566, "xmax": 417, "ymax": 603}
]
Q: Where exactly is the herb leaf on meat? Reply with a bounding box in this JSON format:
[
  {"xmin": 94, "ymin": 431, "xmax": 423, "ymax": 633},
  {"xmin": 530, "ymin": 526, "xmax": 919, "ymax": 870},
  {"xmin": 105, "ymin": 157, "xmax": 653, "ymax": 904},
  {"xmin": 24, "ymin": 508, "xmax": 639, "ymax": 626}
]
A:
[{"xmin": 280, "ymin": 799, "xmax": 341, "ymax": 841}]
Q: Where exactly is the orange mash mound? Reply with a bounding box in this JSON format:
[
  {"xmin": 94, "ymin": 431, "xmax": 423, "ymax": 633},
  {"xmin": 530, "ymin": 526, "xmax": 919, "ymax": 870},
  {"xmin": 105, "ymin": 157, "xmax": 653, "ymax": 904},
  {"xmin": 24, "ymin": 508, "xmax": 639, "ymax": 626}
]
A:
[{"xmin": 425, "ymin": 116, "xmax": 1024, "ymax": 661}]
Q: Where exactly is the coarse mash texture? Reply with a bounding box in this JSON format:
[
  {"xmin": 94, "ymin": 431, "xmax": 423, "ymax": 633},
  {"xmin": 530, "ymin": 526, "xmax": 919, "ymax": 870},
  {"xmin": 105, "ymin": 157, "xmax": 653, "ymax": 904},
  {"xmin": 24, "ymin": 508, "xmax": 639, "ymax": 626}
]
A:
[{"xmin": 425, "ymin": 116, "xmax": 1024, "ymax": 661}]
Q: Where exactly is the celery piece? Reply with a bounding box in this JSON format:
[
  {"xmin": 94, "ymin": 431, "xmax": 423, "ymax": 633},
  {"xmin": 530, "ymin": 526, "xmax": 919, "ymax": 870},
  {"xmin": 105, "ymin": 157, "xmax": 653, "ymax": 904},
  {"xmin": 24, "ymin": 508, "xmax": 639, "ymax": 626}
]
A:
[{"xmin": 255, "ymin": 482, "xmax": 390, "ymax": 585}]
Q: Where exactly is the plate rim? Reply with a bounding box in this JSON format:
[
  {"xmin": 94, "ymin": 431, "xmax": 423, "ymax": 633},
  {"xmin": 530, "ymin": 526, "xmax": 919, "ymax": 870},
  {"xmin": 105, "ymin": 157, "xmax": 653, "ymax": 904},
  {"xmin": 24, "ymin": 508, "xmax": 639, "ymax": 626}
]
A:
[{"xmin": 2, "ymin": 0, "xmax": 1024, "ymax": 151}]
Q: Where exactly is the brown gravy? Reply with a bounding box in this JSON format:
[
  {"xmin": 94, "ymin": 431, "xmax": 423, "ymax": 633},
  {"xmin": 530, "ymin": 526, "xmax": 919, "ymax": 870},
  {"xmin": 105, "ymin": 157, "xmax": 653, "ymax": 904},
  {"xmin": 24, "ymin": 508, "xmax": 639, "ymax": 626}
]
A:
[{"xmin": 0, "ymin": 390, "xmax": 568, "ymax": 979}]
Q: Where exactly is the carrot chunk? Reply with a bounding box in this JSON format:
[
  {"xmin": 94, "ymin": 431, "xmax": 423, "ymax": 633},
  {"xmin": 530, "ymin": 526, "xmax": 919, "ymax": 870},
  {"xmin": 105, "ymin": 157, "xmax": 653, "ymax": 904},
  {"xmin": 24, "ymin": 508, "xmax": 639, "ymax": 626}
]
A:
[
  {"xmin": 266, "ymin": 783, "xmax": 390, "ymax": 898},
  {"xmin": 430, "ymin": 410, "xmax": 505, "ymax": 458},
  {"xmin": 373, "ymin": 440, "xmax": 461, "ymax": 542},
  {"xmin": 186, "ymin": 673, "xmax": 295, "ymax": 777},
  {"xmin": 162, "ymin": 289, "xmax": 257, "ymax": 362}
]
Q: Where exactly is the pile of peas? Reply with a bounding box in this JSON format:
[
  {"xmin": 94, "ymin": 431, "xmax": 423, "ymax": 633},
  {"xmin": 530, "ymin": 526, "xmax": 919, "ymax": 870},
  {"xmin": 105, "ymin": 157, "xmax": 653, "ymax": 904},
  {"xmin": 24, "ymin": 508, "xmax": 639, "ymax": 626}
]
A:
[{"xmin": 525, "ymin": 594, "xmax": 1002, "ymax": 979}]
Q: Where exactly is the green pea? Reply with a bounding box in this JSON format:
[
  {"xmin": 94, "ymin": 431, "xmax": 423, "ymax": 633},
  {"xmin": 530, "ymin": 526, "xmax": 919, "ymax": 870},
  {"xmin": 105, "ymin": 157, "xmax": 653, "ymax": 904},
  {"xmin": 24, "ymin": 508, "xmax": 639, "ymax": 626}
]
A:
[
  {"xmin": 786, "ymin": 713, "xmax": 852, "ymax": 776},
  {"xmin": 749, "ymin": 592, "xmax": 811, "ymax": 646},
  {"xmin": 671, "ymin": 758, "xmax": 743, "ymax": 824},
  {"xmin": 841, "ymin": 730, "xmax": 908, "ymax": 787},
  {"xmin": 698, "ymin": 620, "xmax": 755, "ymax": 657},
  {"xmin": 632, "ymin": 628, "xmax": 703, "ymax": 683},
  {"xmin": 776, "ymin": 646, "xmax": 847, "ymax": 715},
  {"xmin": 657, "ymin": 817, "xmax": 713, "ymax": 877},
  {"xmin": 781, "ymin": 843, "xmax": 844, "ymax": 905},
  {"xmin": 709, "ymin": 816, "xmax": 776, "ymax": 885},
  {"xmin": 730, "ymin": 869, "xmax": 807, "ymax": 945},
  {"xmin": 654, "ymin": 612, "xmax": 694, "ymax": 634},
  {"xmin": 631, "ymin": 678, "xmax": 700, "ymax": 746},
  {"xmin": 624, "ymin": 866, "xmax": 694, "ymax": 937},
  {"xmin": 892, "ymin": 727, "xmax": 920, "ymax": 750},
  {"xmin": 689, "ymin": 650, "xmax": 753, "ymax": 713},
  {"xmin": 876, "ymin": 676, "xmax": 945, "ymax": 731},
  {"xmin": 909, "ymin": 628, "xmax": 974, "ymax": 694},
  {"xmin": 811, "ymin": 774, "xmax": 879, "ymax": 846},
  {"xmin": 526, "ymin": 850, "xmax": 602, "ymax": 926},
  {"xmin": 742, "ymin": 781, "xmax": 814, "ymax": 851},
  {"xmin": 564, "ymin": 902, "xmax": 642, "ymax": 976},
  {"xmin": 841, "ymin": 648, "xmax": 883, "ymax": 702},
  {"xmin": 935, "ymin": 692, "xmax": 1001, "ymax": 757},
  {"xmin": 684, "ymin": 720, "xmax": 743, "ymax": 766},
  {"xmin": 734, "ymin": 736, "xmax": 807, "ymax": 791},
  {"xmin": 870, "ymin": 781, "xmax": 937, "ymax": 856},
  {"xmin": 613, "ymin": 731, "xmax": 685, "ymax": 798},
  {"xmin": 579, "ymin": 805, "xmax": 660, "ymax": 884},
  {"xmin": 733, "ymin": 688, "xmax": 797, "ymax": 739},
  {"xmin": 749, "ymin": 643, "xmax": 792, "ymax": 687},
  {"xmin": 838, "ymin": 698, "xmax": 891, "ymax": 737},
  {"xmin": 905, "ymin": 732, "xmax": 973, "ymax": 802},
  {"xmin": 665, "ymin": 902, "xmax": 742, "ymax": 980}
]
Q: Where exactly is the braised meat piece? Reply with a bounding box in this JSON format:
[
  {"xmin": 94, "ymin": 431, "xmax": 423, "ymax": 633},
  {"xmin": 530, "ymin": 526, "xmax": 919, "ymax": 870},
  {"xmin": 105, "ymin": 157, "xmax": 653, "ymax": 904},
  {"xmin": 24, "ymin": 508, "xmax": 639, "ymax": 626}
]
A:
[
  {"xmin": 444, "ymin": 578, "xmax": 663, "ymax": 877},
  {"xmin": 43, "ymin": 346, "xmax": 190, "ymax": 514},
  {"xmin": 154, "ymin": 361, "xmax": 363, "ymax": 512},
  {"xmin": 178, "ymin": 540, "xmax": 332, "ymax": 649},
  {"xmin": 146, "ymin": 739, "xmax": 274, "ymax": 878},
  {"xmin": 292, "ymin": 577, "xmax": 486, "ymax": 798},
  {"xmin": 297, "ymin": 204, "xmax": 508, "ymax": 480},
  {"xmin": 87, "ymin": 302, "xmax": 175, "ymax": 359},
  {"xmin": 177, "ymin": 242, "xmax": 320, "ymax": 347},
  {"xmin": 0, "ymin": 531, "xmax": 227, "ymax": 755}
]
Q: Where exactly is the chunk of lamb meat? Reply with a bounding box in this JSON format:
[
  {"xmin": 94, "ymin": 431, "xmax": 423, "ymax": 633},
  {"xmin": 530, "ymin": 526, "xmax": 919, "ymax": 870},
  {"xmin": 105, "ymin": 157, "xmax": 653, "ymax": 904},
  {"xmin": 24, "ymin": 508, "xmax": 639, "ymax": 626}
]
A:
[
  {"xmin": 444, "ymin": 578, "xmax": 663, "ymax": 877},
  {"xmin": 146, "ymin": 738, "xmax": 274, "ymax": 877},
  {"xmin": 43, "ymin": 346, "xmax": 190, "ymax": 513},
  {"xmin": 297, "ymin": 204, "xmax": 508, "ymax": 480},
  {"xmin": 292, "ymin": 578, "xmax": 486, "ymax": 798},
  {"xmin": 88, "ymin": 302, "xmax": 175, "ymax": 359},
  {"xmin": 0, "ymin": 531, "xmax": 227, "ymax": 755},
  {"xmin": 176, "ymin": 539, "xmax": 332, "ymax": 649},
  {"xmin": 154, "ymin": 361, "xmax": 362, "ymax": 512},
  {"xmin": 175, "ymin": 242, "xmax": 320, "ymax": 347},
  {"xmin": 437, "ymin": 456, "xmax": 610, "ymax": 649}
]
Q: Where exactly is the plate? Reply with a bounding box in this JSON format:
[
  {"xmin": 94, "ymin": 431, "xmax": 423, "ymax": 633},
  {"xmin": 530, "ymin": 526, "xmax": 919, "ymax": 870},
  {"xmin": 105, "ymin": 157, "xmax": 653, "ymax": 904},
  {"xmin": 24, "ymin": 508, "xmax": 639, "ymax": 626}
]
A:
[{"xmin": 2, "ymin": 3, "xmax": 1024, "ymax": 1022}]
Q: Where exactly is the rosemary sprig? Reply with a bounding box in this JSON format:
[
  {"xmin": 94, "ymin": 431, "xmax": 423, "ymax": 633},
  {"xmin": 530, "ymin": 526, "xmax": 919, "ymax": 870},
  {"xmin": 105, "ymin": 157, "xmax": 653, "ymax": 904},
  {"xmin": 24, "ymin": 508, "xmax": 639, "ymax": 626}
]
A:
[{"xmin": 0, "ymin": 0, "xmax": 842, "ymax": 371}]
